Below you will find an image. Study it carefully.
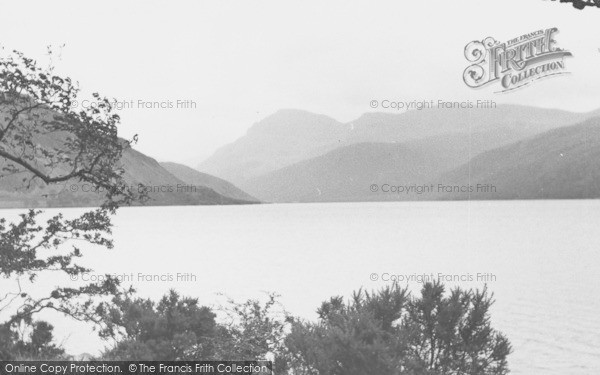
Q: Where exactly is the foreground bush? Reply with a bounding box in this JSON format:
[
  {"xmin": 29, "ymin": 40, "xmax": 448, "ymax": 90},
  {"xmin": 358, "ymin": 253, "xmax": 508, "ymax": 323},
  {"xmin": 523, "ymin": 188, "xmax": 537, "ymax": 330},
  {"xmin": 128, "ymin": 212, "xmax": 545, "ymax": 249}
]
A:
[
  {"xmin": 0, "ymin": 321, "xmax": 65, "ymax": 360},
  {"xmin": 285, "ymin": 282, "xmax": 511, "ymax": 375},
  {"xmin": 102, "ymin": 290, "xmax": 217, "ymax": 360},
  {"xmin": 1, "ymin": 282, "xmax": 510, "ymax": 374},
  {"xmin": 101, "ymin": 283, "xmax": 510, "ymax": 374},
  {"xmin": 102, "ymin": 290, "xmax": 287, "ymax": 367}
]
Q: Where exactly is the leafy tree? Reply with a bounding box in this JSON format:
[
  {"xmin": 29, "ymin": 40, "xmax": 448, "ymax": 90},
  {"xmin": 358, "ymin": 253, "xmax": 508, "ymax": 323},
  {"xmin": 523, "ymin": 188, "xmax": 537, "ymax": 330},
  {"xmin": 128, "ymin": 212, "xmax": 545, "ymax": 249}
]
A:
[{"xmin": 0, "ymin": 47, "xmax": 140, "ymax": 358}]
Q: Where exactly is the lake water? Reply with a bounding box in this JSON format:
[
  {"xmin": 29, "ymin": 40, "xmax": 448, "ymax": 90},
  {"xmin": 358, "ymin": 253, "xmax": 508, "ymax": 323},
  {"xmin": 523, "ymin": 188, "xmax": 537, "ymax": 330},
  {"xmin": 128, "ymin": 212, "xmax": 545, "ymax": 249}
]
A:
[{"xmin": 2, "ymin": 201, "xmax": 600, "ymax": 374}]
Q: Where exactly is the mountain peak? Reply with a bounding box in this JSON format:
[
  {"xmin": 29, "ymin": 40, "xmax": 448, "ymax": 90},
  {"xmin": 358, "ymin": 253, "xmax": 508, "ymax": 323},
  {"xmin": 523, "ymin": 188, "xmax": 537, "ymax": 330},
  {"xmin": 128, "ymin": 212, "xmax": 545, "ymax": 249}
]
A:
[{"xmin": 246, "ymin": 109, "xmax": 343, "ymax": 136}]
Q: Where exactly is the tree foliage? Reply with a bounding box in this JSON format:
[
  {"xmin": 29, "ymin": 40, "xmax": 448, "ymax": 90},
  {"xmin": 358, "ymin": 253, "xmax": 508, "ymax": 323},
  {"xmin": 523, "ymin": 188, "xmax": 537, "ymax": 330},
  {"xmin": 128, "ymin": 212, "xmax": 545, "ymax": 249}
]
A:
[
  {"xmin": 102, "ymin": 290, "xmax": 217, "ymax": 360},
  {"xmin": 102, "ymin": 284, "xmax": 510, "ymax": 374},
  {"xmin": 0, "ymin": 321, "xmax": 65, "ymax": 360},
  {"xmin": 285, "ymin": 282, "xmax": 511, "ymax": 375},
  {"xmin": 103, "ymin": 291, "xmax": 288, "ymax": 366},
  {"xmin": 0, "ymin": 47, "xmax": 136, "ymax": 205},
  {"xmin": 0, "ymin": 47, "xmax": 139, "ymax": 359}
]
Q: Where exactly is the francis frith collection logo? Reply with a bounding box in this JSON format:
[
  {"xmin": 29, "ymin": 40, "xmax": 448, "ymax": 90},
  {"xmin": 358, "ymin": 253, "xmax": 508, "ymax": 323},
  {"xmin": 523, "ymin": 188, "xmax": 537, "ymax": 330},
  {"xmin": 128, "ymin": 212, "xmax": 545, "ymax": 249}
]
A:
[{"xmin": 463, "ymin": 28, "xmax": 572, "ymax": 93}]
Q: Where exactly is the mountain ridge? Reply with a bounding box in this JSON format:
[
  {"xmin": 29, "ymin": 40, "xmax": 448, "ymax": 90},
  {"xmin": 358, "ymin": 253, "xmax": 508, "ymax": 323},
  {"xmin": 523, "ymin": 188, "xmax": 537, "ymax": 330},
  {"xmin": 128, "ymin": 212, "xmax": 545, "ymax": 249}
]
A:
[
  {"xmin": 239, "ymin": 113, "xmax": 600, "ymax": 203},
  {"xmin": 197, "ymin": 105, "xmax": 600, "ymax": 185}
]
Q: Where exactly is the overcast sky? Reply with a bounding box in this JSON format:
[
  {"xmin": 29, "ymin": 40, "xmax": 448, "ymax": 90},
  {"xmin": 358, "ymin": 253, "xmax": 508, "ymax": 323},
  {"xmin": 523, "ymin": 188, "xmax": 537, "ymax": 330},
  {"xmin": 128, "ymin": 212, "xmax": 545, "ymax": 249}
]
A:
[{"xmin": 2, "ymin": 0, "xmax": 599, "ymax": 165}]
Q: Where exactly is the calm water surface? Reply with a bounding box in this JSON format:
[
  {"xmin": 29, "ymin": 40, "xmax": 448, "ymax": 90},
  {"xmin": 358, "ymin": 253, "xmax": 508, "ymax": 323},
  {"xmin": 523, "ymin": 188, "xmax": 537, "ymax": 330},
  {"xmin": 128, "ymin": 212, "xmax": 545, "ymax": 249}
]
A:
[{"xmin": 2, "ymin": 201, "xmax": 599, "ymax": 374}]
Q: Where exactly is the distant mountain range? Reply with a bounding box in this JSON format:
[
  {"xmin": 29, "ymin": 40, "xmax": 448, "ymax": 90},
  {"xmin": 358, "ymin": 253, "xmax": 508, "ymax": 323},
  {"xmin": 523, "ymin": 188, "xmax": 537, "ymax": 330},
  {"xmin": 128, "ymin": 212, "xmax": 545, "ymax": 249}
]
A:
[
  {"xmin": 196, "ymin": 105, "xmax": 600, "ymax": 202},
  {"xmin": 4, "ymin": 104, "xmax": 599, "ymax": 207}
]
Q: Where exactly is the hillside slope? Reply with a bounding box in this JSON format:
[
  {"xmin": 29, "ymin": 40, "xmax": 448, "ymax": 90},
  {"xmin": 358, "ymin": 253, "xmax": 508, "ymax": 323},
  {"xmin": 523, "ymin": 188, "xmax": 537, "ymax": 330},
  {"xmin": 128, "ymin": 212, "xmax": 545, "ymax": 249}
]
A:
[
  {"xmin": 243, "ymin": 138, "xmax": 467, "ymax": 202},
  {"xmin": 0, "ymin": 147, "xmax": 253, "ymax": 208},
  {"xmin": 160, "ymin": 162, "xmax": 259, "ymax": 202},
  {"xmin": 438, "ymin": 117, "xmax": 600, "ymax": 200}
]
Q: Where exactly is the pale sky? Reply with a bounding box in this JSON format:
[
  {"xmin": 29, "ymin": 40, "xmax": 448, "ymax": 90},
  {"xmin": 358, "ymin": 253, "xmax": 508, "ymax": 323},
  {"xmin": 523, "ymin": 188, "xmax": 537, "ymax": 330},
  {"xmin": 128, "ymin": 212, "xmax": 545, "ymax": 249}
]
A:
[{"xmin": 1, "ymin": 0, "xmax": 599, "ymax": 165}]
